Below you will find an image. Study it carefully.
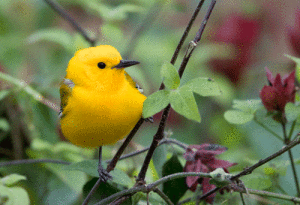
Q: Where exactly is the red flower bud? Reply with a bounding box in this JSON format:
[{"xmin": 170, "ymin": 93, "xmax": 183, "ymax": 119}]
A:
[{"xmin": 259, "ymin": 68, "xmax": 295, "ymax": 112}]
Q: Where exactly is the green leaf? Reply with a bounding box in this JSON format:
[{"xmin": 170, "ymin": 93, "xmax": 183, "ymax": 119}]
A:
[
  {"xmin": 65, "ymin": 160, "xmax": 132, "ymax": 187},
  {"xmin": 91, "ymin": 3, "xmax": 143, "ymax": 21},
  {"xmin": 160, "ymin": 62, "xmax": 180, "ymax": 90},
  {"xmin": 0, "ymin": 185, "xmax": 12, "ymax": 204},
  {"xmin": 285, "ymin": 54, "xmax": 300, "ymax": 84},
  {"xmin": 224, "ymin": 110, "xmax": 254, "ymax": 124},
  {"xmin": 1, "ymin": 174, "xmax": 26, "ymax": 186},
  {"xmin": 83, "ymin": 178, "xmax": 132, "ymax": 205},
  {"xmin": 182, "ymin": 77, "xmax": 221, "ymax": 96},
  {"xmin": 64, "ymin": 159, "xmax": 99, "ymax": 177},
  {"xmin": 169, "ymin": 88, "xmax": 201, "ymax": 122},
  {"xmin": 243, "ymin": 174, "xmax": 272, "ymax": 190},
  {"xmin": 224, "ymin": 99, "xmax": 263, "ymax": 124},
  {"xmin": 231, "ymin": 99, "xmax": 262, "ymax": 114},
  {"xmin": 162, "ymin": 155, "xmax": 187, "ymax": 204},
  {"xmin": 0, "ymin": 89, "xmax": 10, "ymax": 101},
  {"xmin": 142, "ymin": 90, "xmax": 170, "ymax": 118},
  {"xmin": 110, "ymin": 169, "xmax": 133, "ymax": 187},
  {"xmin": 285, "ymin": 102, "xmax": 300, "ymax": 122},
  {"xmin": 0, "ymin": 118, "xmax": 10, "ymax": 132},
  {"xmin": 6, "ymin": 187, "xmax": 30, "ymax": 205},
  {"xmin": 27, "ymin": 29, "xmax": 73, "ymax": 51}
]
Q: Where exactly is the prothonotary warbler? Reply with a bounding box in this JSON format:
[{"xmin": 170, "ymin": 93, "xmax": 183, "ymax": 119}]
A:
[{"xmin": 59, "ymin": 45, "xmax": 147, "ymax": 181}]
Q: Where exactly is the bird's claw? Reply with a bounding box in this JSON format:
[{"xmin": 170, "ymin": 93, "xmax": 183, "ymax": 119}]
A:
[
  {"xmin": 144, "ymin": 116, "xmax": 154, "ymax": 123},
  {"xmin": 98, "ymin": 166, "xmax": 112, "ymax": 182}
]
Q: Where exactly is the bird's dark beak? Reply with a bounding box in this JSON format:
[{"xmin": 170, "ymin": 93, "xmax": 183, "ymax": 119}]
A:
[{"xmin": 113, "ymin": 60, "xmax": 140, "ymax": 69}]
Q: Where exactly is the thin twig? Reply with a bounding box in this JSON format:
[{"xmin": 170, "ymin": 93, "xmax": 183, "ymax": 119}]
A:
[
  {"xmin": 282, "ymin": 121, "xmax": 300, "ymax": 197},
  {"xmin": 82, "ymin": 118, "xmax": 145, "ymax": 205},
  {"xmin": 153, "ymin": 188, "xmax": 174, "ymax": 205},
  {"xmin": 137, "ymin": 0, "xmax": 215, "ymax": 183},
  {"xmin": 159, "ymin": 0, "xmax": 206, "ymax": 90},
  {"xmin": 240, "ymin": 193, "xmax": 246, "ymax": 205},
  {"xmin": 178, "ymin": 187, "xmax": 300, "ymax": 204},
  {"xmin": 288, "ymin": 120, "xmax": 297, "ymax": 140},
  {"xmin": 96, "ymin": 172, "xmax": 211, "ymax": 205},
  {"xmin": 43, "ymin": 0, "xmax": 95, "ymax": 46},
  {"xmin": 0, "ymin": 159, "xmax": 70, "ymax": 167},
  {"xmin": 106, "ymin": 118, "xmax": 145, "ymax": 172},
  {"xmin": 197, "ymin": 136, "xmax": 300, "ymax": 202},
  {"xmin": 82, "ymin": 178, "xmax": 101, "ymax": 205},
  {"xmin": 254, "ymin": 118, "xmax": 283, "ymax": 141},
  {"xmin": 105, "ymin": 138, "xmax": 188, "ymax": 164}
]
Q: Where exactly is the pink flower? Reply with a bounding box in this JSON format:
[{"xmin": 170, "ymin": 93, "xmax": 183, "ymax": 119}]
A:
[
  {"xmin": 259, "ymin": 68, "xmax": 295, "ymax": 112},
  {"xmin": 183, "ymin": 144, "xmax": 237, "ymax": 204},
  {"xmin": 209, "ymin": 13, "xmax": 261, "ymax": 85}
]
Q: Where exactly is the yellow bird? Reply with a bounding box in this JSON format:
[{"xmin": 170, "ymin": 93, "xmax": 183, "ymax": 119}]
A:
[{"xmin": 59, "ymin": 45, "xmax": 146, "ymax": 181}]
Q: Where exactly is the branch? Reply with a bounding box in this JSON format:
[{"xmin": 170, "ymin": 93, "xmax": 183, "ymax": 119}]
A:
[
  {"xmin": 153, "ymin": 188, "xmax": 174, "ymax": 205},
  {"xmin": 105, "ymin": 138, "xmax": 188, "ymax": 164},
  {"xmin": 159, "ymin": 0, "xmax": 206, "ymax": 90},
  {"xmin": 137, "ymin": 0, "xmax": 216, "ymax": 183},
  {"xmin": 0, "ymin": 159, "xmax": 70, "ymax": 167},
  {"xmin": 198, "ymin": 136, "xmax": 300, "ymax": 202},
  {"xmin": 43, "ymin": 0, "xmax": 96, "ymax": 46},
  {"xmin": 281, "ymin": 121, "xmax": 300, "ymax": 197},
  {"xmin": 82, "ymin": 118, "xmax": 145, "ymax": 205},
  {"xmin": 95, "ymin": 172, "xmax": 211, "ymax": 205},
  {"xmin": 240, "ymin": 188, "xmax": 300, "ymax": 203}
]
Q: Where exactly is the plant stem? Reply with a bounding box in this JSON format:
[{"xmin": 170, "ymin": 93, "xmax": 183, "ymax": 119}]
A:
[
  {"xmin": 240, "ymin": 193, "xmax": 246, "ymax": 205},
  {"xmin": 96, "ymin": 172, "xmax": 211, "ymax": 205},
  {"xmin": 159, "ymin": 0, "xmax": 206, "ymax": 90},
  {"xmin": 198, "ymin": 136, "xmax": 300, "ymax": 202},
  {"xmin": 105, "ymin": 138, "xmax": 188, "ymax": 164},
  {"xmin": 254, "ymin": 118, "xmax": 283, "ymax": 141},
  {"xmin": 137, "ymin": 0, "xmax": 215, "ymax": 184},
  {"xmin": 288, "ymin": 120, "xmax": 296, "ymax": 140},
  {"xmin": 282, "ymin": 122, "xmax": 300, "ymax": 197},
  {"xmin": 153, "ymin": 188, "xmax": 174, "ymax": 205},
  {"xmin": 178, "ymin": 188, "xmax": 300, "ymax": 204},
  {"xmin": 82, "ymin": 118, "xmax": 145, "ymax": 205}
]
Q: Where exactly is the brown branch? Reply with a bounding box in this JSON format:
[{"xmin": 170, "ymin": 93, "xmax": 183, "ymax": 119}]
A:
[
  {"xmin": 43, "ymin": 0, "xmax": 96, "ymax": 46},
  {"xmin": 197, "ymin": 136, "xmax": 300, "ymax": 202},
  {"xmin": 136, "ymin": 0, "xmax": 216, "ymax": 184}
]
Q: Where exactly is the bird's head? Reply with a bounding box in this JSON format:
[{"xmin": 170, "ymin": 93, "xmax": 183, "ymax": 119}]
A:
[{"xmin": 66, "ymin": 45, "xmax": 139, "ymax": 88}]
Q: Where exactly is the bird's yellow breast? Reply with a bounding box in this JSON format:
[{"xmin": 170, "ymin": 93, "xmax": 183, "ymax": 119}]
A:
[{"xmin": 60, "ymin": 74, "xmax": 146, "ymax": 148}]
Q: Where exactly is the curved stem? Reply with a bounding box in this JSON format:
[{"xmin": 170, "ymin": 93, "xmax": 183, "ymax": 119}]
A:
[
  {"xmin": 288, "ymin": 120, "xmax": 296, "ymax": 140},
  {"xmin": 198, "ymin": 137, "xmax": 300, "ymax": 202},
  {"xmin": 153, "ymin": 188, "xmax": 174, "ymax": 205},
  {"xmin": 95, "ymin": 172, "xmax": 211, "ymax": 205},
  {"xmin": 282, "ymin": 122, "xmax": 300, "ymax": 197},
  {"xmin": 254, "ymin": 118, "xmax": 283, "ymax": 141},
  {"xmin": 137, "ymin": 0, "xmax": 215, "ymax": 183}
]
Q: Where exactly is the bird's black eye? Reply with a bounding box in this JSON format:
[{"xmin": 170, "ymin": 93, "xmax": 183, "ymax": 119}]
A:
[{"xmin": 97, "ymin": 62, "xmax": 106, "ymax": 69}]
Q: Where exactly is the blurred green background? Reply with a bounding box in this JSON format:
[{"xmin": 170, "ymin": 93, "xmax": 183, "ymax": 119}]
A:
[{"xmin": 0, "ymin": 0, "xmax": 300, "ymax": 204}]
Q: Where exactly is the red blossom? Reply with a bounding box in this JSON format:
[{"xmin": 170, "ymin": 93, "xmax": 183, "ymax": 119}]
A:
[
  {"xmin": 288, "ymin": 9, "xmax": 300, "ymax": 56},
  {"xmin": 259, "ymin": 67, "xmax": 295, "ymax": 112},
  {"xmin": 209, "ymin": 13, "xmax": 261, "ymax": 85},
  {"xmin": 183, "ymin": 144, "xmax": 237, "ymax": 204}
]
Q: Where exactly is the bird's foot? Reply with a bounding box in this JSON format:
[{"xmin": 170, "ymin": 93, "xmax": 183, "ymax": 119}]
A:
[
  {"xmin": 144, "ymin": 116, "xmax": 154, "ymax": 123},
  {"xmin": 98, "ymin": 165, "xmax": 112, "ymax": 182}
]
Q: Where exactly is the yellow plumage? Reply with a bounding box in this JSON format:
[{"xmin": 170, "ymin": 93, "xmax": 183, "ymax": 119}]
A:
[{"xmin": 60, "ymin": 45, "xmax": 146, "ymax": 148}]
